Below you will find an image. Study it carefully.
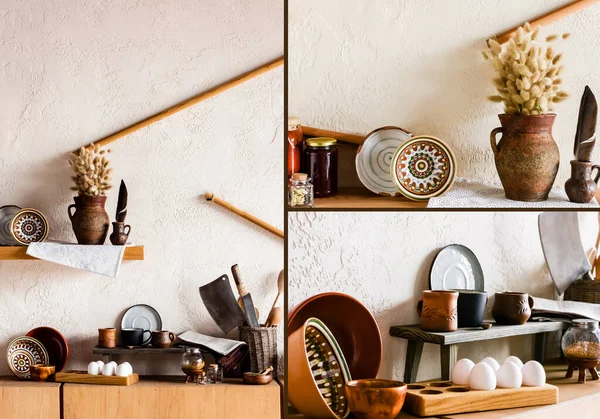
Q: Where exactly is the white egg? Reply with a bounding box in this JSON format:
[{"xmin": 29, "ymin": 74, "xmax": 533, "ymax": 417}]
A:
[
  {"xmin": 452, "ymin": 358, "xmax": 475, "ymax": 385},
  {"xmin": 108, "ymin": 361, "xmax": 117, "ymax": 367},
  {"xmin": 469, "ymin": 362, "xmax": 497, "ymax": 390},
  {"xmin": 504, "ymin": 356, "xmax": 524, "ymax": 369},
  {"xmin": 481, "ymin": 357, "xmax": 500, "ymax": 372},
  {"xmin": 522, "ymin": 360, "xmax": 545, "ymax": 386},
  {"xmin": 102, "ymin": 363, "xmax": 116, "ymax": 376},
  {"xmin": 496, "ymin": 362, "xmax": 522, "ymax": 388},
  {"xmin": 95, "ymin": 360, "xmax": 105, "ymax": 369},
  {"xmin": 116, "ymin": 363, "xmax": 133, "ymax": 377},
  {"xmin": 87, "ymin": 362, "xmax": 100, "ymax": 375}
]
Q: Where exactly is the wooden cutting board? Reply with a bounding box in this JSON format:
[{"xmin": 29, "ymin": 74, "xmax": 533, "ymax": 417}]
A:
[
  {"xmin": 403, "ymin": 381, "xmax": 558, "ymax": 417},
  {"xmin": 55, "ymin": 371, "xmax": 139, "ymax": 386}
]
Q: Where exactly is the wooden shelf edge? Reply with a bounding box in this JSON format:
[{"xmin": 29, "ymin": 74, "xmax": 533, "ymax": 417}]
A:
[{"xmin": 0, "ymin": 245, "xmax": 144, "ymax": 261}]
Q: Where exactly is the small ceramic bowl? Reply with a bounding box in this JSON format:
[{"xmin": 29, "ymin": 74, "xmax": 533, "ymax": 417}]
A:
[
  {"xmin": 242, "ymin": 372, "xmax": 273, "ymax": 385},
  {"xmin": 29, "ymin": 364, "xmax": 56, "ymax": 382},
  {"xmin": 346, "ymin": 379, "xmax": 408, "ymax": 419}
]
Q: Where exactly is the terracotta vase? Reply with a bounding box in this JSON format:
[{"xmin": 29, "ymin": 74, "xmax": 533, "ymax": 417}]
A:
[
  {"xmin": 490, "ymin": 114, "xmax": 560, "ymax": 202},
  {"xmin": 68, "ymin": 195, "xmax": 110, "ymax": 245},
  {"xmin": 417, "ymin": 290, "xmax": 458, "ymax": 332},
  {"xmin": 109, "ymin": 222, "xmax": 131, "ymax": 245},
  {"xmin": 565, "ymin": 160, "xmax": 600, "ymax": 203},
  {"xmin": 492, "ymin": 292, "xmax": 533, "ymax": 325}
]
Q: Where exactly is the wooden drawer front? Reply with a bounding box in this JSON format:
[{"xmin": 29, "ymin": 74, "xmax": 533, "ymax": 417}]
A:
[{"xmin": 0, "ymin": 379, "xmax": 60, "ymax": 419}]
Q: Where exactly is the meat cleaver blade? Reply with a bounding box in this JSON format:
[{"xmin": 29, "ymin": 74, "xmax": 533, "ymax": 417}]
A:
[{"xmin": 199, "ymin": 275, "xmax": 246, "ymax": 334}]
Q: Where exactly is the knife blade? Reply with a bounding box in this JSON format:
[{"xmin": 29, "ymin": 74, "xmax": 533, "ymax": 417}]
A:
[{"xmin": 231, "ymin": 264, "xmax": 260, "ymax": 327}]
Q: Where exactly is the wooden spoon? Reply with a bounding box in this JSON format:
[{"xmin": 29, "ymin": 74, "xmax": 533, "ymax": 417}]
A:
[
  {"xmin": 265, "ymin": 306, "xmax": 283, "ymax": 327},
  {"xmin": 269, "ymin": 270, "xmax": 284, "ymax": 314}
]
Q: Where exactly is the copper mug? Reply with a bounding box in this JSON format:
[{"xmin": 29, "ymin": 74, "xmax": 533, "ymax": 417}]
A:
[
  {"xmin": 151, "ymin": 330, "xmax": 176, "ymax": 348},
  {"xmin": 417, "ymin": 290, "xmax": 458, "ymax": 332},
  {"xmin": 98, "ymin": 328, "xmax": 116, "ymax": 348}
]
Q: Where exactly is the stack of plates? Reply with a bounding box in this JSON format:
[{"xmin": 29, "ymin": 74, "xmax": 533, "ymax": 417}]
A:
[
  {"xmin": 7, "ymin": 328, "xmax": 70, "ymax": 379},
  {"xmin": 0, "ymin": 205, "xmax": 49, "ymax": 245}
]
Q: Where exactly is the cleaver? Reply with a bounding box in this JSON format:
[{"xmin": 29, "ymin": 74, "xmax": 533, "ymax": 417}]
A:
[
  {"xmin": 538, "ymin": 212, "xmax": 593, "ymax": 295},
  {"xmin": 199, "ymin": 275, "xmax": 246, "ymax": 334}
]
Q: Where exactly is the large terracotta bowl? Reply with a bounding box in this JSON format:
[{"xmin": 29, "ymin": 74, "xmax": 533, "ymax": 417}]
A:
[
  {"xmin": 346, "ymin": 379, "xmax": 408, "ymax": 419},
  {"xmin": 289, "ymin": 292, "xmax": 382, "ymax": 379},
  {"xmin": 288, "ymin": 317, "xmax": 352, "ymax": 418}
]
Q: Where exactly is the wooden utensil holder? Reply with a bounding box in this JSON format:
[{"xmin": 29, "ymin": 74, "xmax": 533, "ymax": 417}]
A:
[{"xmin": 239, "ymin": 326, "xmax": 278, "ymax": 376}]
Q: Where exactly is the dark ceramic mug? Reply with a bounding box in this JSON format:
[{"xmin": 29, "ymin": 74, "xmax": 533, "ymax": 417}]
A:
[
  {"xmin": 417, "ymin": 290, "xmax": 458, "ymax": 332},
  {"xmin": 454, "ymin": 290, "xmax": 488, "ymax": 328},
  {"xmin": 121, "ymin": 328, "xmax": 151, "ymax": 346},
  {"xmin": 151, "ymin": 330, "xmax": 176, "ymax": 348},
  {"xmin": 492, "ymin": 292, "xmax": 534, "ymax": 325}
]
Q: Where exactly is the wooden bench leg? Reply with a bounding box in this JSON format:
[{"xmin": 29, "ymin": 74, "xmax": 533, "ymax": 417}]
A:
[
  {"xmin": 440, "ymin": 344, "xmax": 458, "ymax": 381},
  {"xmin": 534, "ymin": 332, "xmax": 548, "ymax": 363},
  {"xmin": 404, "ymin": 341, "xmax": 424, "ymax": 383}
]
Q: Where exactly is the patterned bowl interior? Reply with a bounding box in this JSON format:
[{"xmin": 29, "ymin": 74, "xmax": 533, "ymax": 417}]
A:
[
  {"xmin": 6, "ymin": 336, "xmax": 49, "ymax": 379},
  {"xmin": 10, "ymin": 208, "xmax": 49, "ymax": 245},
  {"xmin": 304, "ymin": 318, "xmax": 352, "ymax": 418}
]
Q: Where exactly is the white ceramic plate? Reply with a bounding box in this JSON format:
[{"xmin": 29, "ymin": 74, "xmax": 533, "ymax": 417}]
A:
[
  {"xmin": 121, "ymin": 304, "xmax": 162, "ymax": 331},
  {"xmin": 355, "ymin": 127, "xmax": 412, "ymax": 196},
  {"xmin": 0, "ymin": 205, "xmax": 21, "ymax": 245},
  {"xmin": 429, "ymin": 244, "xmax": 484, "ymax": 291}
]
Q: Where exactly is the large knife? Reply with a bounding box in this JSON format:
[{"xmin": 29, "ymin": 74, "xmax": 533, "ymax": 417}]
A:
[{"xmin": 231, "ymin": 264, "xmax": 260, "ymax": 327}]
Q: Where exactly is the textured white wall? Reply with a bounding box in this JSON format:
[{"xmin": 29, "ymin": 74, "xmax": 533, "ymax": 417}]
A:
[
  {"xmin": 0, "ymin": 0, "xmax": 283, "ymax": 374},
  {"xmin": 289, "ymin": 212, "xmax": 598, "ymax": 382},
  {"xmin": 289, "ymin": 0, "xmax": 600, "ymax": 186}
]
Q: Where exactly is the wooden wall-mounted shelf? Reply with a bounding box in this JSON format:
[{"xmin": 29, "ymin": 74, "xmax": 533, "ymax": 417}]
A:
[
  {"xmin": 0, "ymin": 246, "xmax": 145, "ymax": 261},
  {"xmin": 310, "ymin": 188, "xmax": 428, "ymax": 209}
]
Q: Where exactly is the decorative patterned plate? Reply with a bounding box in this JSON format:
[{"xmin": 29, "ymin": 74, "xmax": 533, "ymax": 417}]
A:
[
  {"xmin": 121, "ymin": 304, "xmax": 162, "ymax": 332},
  {"xmin": 0, "ymin": 205, "xmax": 21, "ymax": 245},
  {"xmin": 429, "ymin": 244, "xmax": 485, "ymax": 292},
  {"xmin": 10, "ymin": 208, "xmax": 49, "ymax": 245},
  {"xmin": 390, "ymin": 135, "xmax": 456, "ymax": 201},
  {"xmin": 6, "ymin": 336, "xmax": 49, "ymax": 379},
  {"xmin": 26, "ymin": 327, "xmax": 69, "ymax": 372},
  {"xmin": 356, "ymin": 126, "xmax": 412, "ymax": 196}
]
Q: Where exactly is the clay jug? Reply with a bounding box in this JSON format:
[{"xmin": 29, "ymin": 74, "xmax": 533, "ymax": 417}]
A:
[
  {"xmin": 565, "ymin": 160, "xmax": 600, "ymax": 203},
  {"xmin": 490, "ymin": 114, "xmax": 559, "ymax": 202},
  {"xmin": 417, "ymin": 290, "xmax": 458, "ymax": 332},
  {"xmin": 492, "ymin": 292, "xmax": 533, "ymax": 325},
  {"xmin": 109, "ymin": 222, "xmax": 131, "ymax": 245},
  {"xmin": 68, "ymin": 195, "xmax": 110, "ymax": 244}
]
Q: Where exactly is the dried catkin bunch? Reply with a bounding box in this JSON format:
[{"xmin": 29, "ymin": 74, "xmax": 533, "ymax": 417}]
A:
[
  {"xmin": 68, "ymin": 143, "xmax": 112, "ymax": 196},
  {"xmin": 483, "ymin": 23, "xmax": 570, "ymax": 115}
]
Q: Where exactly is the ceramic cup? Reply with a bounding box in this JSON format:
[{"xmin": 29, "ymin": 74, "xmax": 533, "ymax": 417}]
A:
[
  {"xmin": 98, "ymin": 328, "xmax": 116, "ymax": 348},
  {"xmin": 121, "ymin": 328, "xmax": 151, "ymax": 346},
  {"xmin": 454, "ymin": 290, "xmax": 488, "ymax": 328},
  {"xmin": 417, "ymin": 290, "xmax": 458, "ymax": 332},
  {"xmin": 151, "ymin": 330, "xmax": 176, "ymax": 348},
  {"xmin": 492, "ymin": 292, "xmax": 534, "ymax": 325},
  {"xmin": 29, "ymin": 364, "xmax": 55, "ymax": 382}
]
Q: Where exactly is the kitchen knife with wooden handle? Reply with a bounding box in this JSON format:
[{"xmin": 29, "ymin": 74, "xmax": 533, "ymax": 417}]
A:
[{"xmin": 231, "ymin": 264, "xmax": 260, "ymax": 327}]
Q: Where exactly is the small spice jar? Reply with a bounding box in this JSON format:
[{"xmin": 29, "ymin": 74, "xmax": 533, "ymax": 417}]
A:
[
  {"xmin": 288, "ymin": 116, "xmax": 303, "ymax": 176},
  {"xmin": 207, "ymin": 364, "xmax": 223, "ymax": 384},
  {"xmin": 182, "ymin": 347, "xmax": 206, "ymax": 384},
  {"xmin": 304, "ymin": 137, "xmax": 338, "ymax": 198},
  {"xmin": 562, "ymin": 319, "xmax": 600, "ymax": 362},
  {"xmin": 288, "ymin": 173, "xmax": 313, "ymax": 208}
]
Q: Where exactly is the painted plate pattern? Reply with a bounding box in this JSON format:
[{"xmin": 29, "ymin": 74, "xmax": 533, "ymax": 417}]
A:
[
  {"xmin": 10, "ymin": 208, "xmax": 49, "ymax": 245},
  {"xmin": 390, "ymin": 136, "xmax": 456, "ymax": 201},
  {"xmin": 0, "ymin": 205, "xmax": 21, "ymax": 245},
  {"xmin": 6, "ymin": 336, "xmax": 49, "ymax": 379},
  {"xmin": 356, "ymin": 127, "xmax": 412, "ymax": 196}
]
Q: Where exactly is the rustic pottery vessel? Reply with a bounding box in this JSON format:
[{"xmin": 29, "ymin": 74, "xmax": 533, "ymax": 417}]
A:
[
  {"xmin": 29, "ymin": 364, "xmax": 55, "ymax": 382},
  {"xmin": 346, "ymin": 379, "xmax": 407, "ymax": 419},
  {"xmin": 98, "ymin": 328, "xmax": 116, "ymax": 348},
  {"xmin": 151, "ymin": 330, "xmax": 176, "ymax": 348},
  {"xmin": 109, "ymin": 221, "xmax": 131, "ymax": 245},
  {"xmin": 565, "ymin": 160, "xmax": 600, "ymax": 203},
  {"xmin": 68, "ymin": 195, "xmax": 110, "ymax": 244},
  {"xmin": 490, "ymin": 114, "xmax": 559, "ymax": 202},
  {"xmin": 492, "ymin": 292, "xmax": 533, "ymax": 325},
  {"xmin": 417, "ymin": 290, "xmax": 458, "ymax": 332}
]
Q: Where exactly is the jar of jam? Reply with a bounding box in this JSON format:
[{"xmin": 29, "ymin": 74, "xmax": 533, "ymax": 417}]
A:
[
  {"xmin": 288, "ymin": 116, "xmax": 303, "ymax": 176},
  {"xmin": 304, "ymin": 137, "xmax": 338, "ymax": 198}
]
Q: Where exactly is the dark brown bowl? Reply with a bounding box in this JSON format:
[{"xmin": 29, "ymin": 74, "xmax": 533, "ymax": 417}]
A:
[
  {"xmin": 242, "ymin": 372, "xmax": 273, "ymax": 385},
  {"xmin": 29, "ymin": 364, "xmax": 55, "ymax": 382},
  {"xmin": 346, "ymin": 379, "xmax": 408, "ymax": 419}
]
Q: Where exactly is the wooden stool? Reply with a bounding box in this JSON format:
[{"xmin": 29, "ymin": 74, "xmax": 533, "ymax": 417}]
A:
[{"xmin": 565, "ymin": 359, "xmax": 600, "ymax": 383}]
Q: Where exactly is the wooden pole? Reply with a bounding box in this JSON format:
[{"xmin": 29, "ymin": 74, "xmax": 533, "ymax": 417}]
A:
[
  {"xmin": 489, "ymin": 0, "xmax": 600, "ymax": 45},
  {"xmin": 80, "ymin": 57, "xmax": 284, "ymax": 152},
  {"xmin": 302, "ymin": 126, "xmax": 366, "ymax": 145},
  {"xmin": 205, "ymin": 193, "xmax": 283, "ymax": 239}
]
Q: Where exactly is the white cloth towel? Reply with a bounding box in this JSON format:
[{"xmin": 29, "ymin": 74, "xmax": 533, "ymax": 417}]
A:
[
  {"xmin": 26, "ymin": 240, "xmax": 126, "ymax": 277},
  {"xmin": 177, "ymin": 331, "xmax": 246, "ymax": 356},
  {"xmin": 427, "ymin": 178, "xmax": 599, "ymax": 208}
]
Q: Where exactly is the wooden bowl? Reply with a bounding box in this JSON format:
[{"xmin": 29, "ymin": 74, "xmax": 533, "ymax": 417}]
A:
[
  {"xmin": 242, "ymin": 372, "xmax": 273, "ymax": 385},
  {"xmin": 29, "ymin": 364, "xmax": 56, "ymax": 382},
  {"xmin": 346, "ymin": 379, "xmax": 407, "ymax": 419},
  {"xmin": 288, "ymin": 317, "xmax": 351, "ymax": 418}
]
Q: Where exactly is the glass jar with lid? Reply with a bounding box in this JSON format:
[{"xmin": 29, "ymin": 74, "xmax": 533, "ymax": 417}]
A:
[
  {"xmin": 562, "ymin": 319, "xmax": 600, "ymax": 362},
  {"xmin": 288, "ymin": 173, "xmax": 313, "ymax": 208},
  {"xmin": 207, "ymin": 364, "xmax": 223, "ymax": 384},
  {"xmin": 304, "ymin": 137, "xmax": 338, "ymax": 198},
  {"xmin": 182, "ymin": 347, "xmax": 206, "ymax": 384},
  {"xmin": 288, "ymin": 116, "xmax": 303, "ymax": 176}
]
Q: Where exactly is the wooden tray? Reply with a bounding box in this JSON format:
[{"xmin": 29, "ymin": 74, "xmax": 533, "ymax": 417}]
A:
[
  {"xmin": 55, "ymin": 371, "xmax": 139, "ymax": 386},
  {"xmin": 403, "ymin": 381, "xmax": 558, "ymax": 417}
]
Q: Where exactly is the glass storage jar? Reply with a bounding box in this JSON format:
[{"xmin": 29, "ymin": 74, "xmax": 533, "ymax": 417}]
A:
[
  {"xmin": 304, "ymin": 137, "xmax": 338, "ymax": 198},
  {"xmin": 207, "ymin": 364, "xmax": 223, "ymax": 384},
  {"xmin": 561, "ymin": 319, "xmax": 600, "ymax": 362},
  {"xmin": 182, "ymin": 347, "xmax": 206, "ymax": 384},
  {"xmin": 288, "ymin": 173, "xmax": 313, "ymax": 208},
  {"xmin": 288, "ymin": 116, "xmax": 303, "ymax": 176}
]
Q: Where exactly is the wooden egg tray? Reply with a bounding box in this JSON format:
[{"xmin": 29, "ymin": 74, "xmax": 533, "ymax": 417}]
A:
[
  {"xmin": 55, "ymin": 370, "xmax": 139, "ymax": 386},
  {"xmin": 403, "ymin": 381, "xmax": 558, "ymax": 417}
]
